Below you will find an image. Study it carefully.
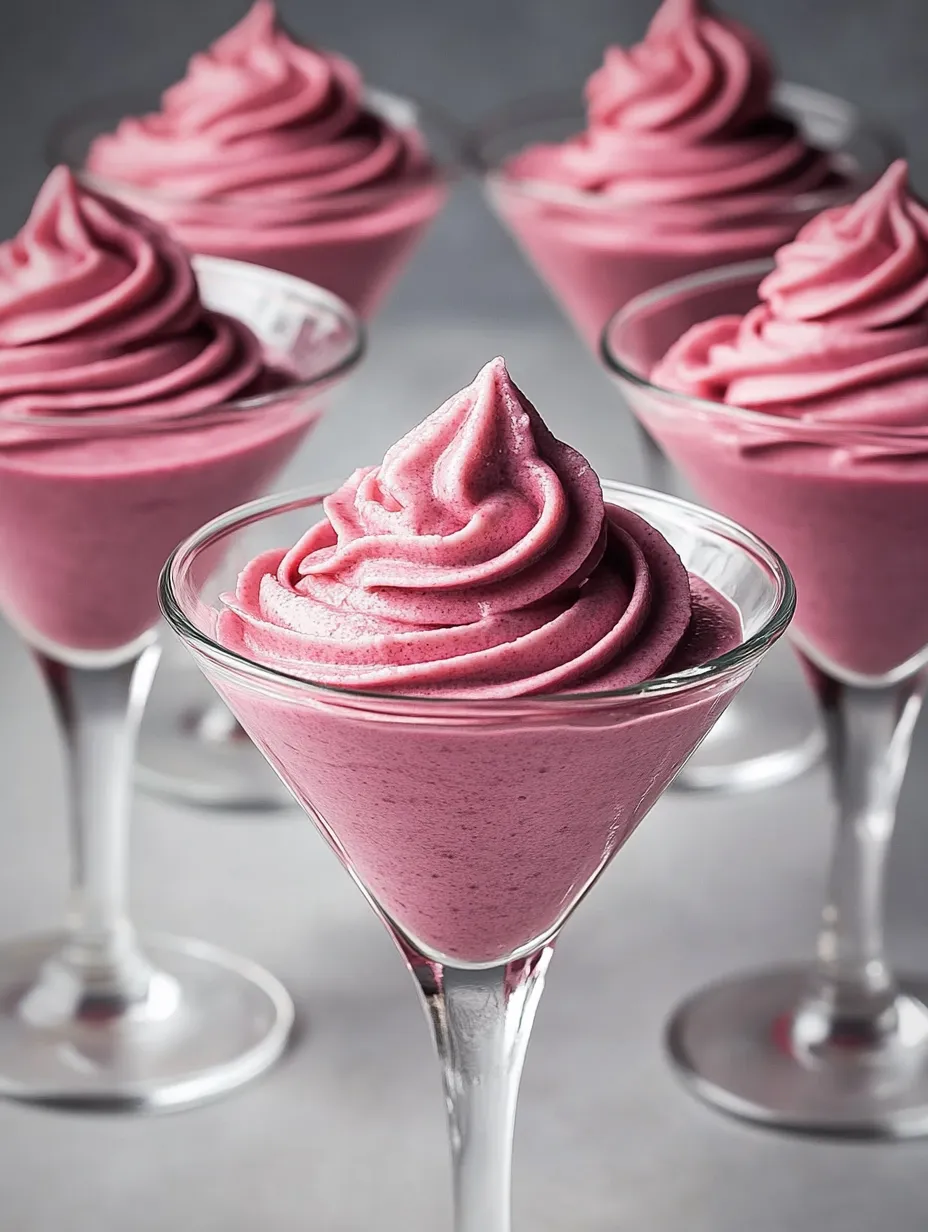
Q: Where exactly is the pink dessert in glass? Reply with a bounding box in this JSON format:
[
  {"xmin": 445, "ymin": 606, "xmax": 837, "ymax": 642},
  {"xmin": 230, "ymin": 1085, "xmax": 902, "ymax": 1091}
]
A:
[
  {"xmin": 481, "ymin": 0, "xmax": 883, "ymax": 349},
  {"xmin": 649, "ymin": 160, "xmax": 928, "ymax": 680},
  {"xmin": 603, "ymin": 159, "xmax": 928, "ymax": 1139},
  {"xmin": 209, "ymin": 358, "xmax": 743, "ymax": 962},
  {"xmin": 0, "ymin": 166, "xmax": 363, "ymax": 1112},
  {"xmin": 163, "ymin": 363, "xmax": 793, "ymax": 1221},
  {"xmin": 80, "ymin": 0, "xmax": 449, "ymax": 317},
  {"xmin": 0, "ymin": 166, "xmax": 353, "ymax": 657}
]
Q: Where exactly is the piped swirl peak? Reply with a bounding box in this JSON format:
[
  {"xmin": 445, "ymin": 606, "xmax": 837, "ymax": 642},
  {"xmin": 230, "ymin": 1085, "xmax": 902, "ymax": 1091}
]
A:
[
  {"xmin": 506, "ymin": 0, "xmax": 834, "ymax": 205},
  {"xmin": 0, "ymin": 165, "xmax": 197, "ymax": 348},
  {"xmin": 759, "ymin": 159, "xmax": 928, "ymax": 327},
  {"xmin": 86, "ymin": 0, "xmax": 431, "ymax": 204},
  {"xmin": 219, "ymin": 358, "xmax": 708, "ymax": 697},
  {"xmin": 585, "ymin": 0, "xmax": 774, "ymax": 140},
  {"xmin": 0, "ymin": 166, "xmax": 263, "ymax": 419},
  {"xmin": 652, "ymin": 159, "xmax": 928, "ymax": 422},
  {"xmin": 296, "ymin": 357, "xmax": 606, "ymax": 608}
]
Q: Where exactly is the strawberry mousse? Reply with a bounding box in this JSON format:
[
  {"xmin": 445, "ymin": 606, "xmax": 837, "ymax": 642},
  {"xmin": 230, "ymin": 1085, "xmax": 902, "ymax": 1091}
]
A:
[
  {"xmin": 0, "ymin": 167, "xmax": 346, "ymax": 656},
  {"xmin": 209, "ymin": 359, "xmax": 746, "ymax": 962},
  {"xmin": 84, "ymin": 0, "xmax": 447, "ymax": 317},
  {"xmin": 647, "ymin": 160, "xmax": 928, "ymax": 679},
  {"xmin": 488, "ymin": 0, "xmax": 851, "ymax": 347}
]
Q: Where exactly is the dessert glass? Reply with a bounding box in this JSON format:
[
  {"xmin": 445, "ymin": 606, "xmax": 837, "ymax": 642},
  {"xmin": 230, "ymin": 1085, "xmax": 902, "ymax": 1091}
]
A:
[
  {"xmin": 162, "ymin": 480, "xmax": 793, "ymax": 1227},
  {"xmin": 0, "ymin": 258, "xmax": 362, "ymax": 1110},
  {"xmin": 473, "ymin": 82, "xmax": 900, "ymax": 796},
  {"xmin": 604, "ymin": 260, "xmax": 928, "ymax": 1138},
  {"xmin": 48, "ymin": 87, "xmax": 458, "ymax": 813}
]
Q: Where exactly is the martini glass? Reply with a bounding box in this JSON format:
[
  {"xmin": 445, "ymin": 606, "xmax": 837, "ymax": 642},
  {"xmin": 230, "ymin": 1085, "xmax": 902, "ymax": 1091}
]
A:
[
  {"xmin": 0, "ymin": 258, "xmax": 362, "ymax": 1111},
  {"xmin": 161, "ymin": 480, "xmax": 793, "ymax": 1228},
  {"xmin": 603, "ymin": 260, "xmax": 928, "ymax": 1138},
  {"xmin": 49, "ymin": 87, "xmax": 457, "ymax": 813},
  {"xmin": 471, "ymin": 82, "xmax": 899, "ymax": 795}
]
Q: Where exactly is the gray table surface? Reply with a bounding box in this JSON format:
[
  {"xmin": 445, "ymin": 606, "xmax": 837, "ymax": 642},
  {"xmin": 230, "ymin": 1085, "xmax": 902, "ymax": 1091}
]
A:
[{"xmin": 1, "ymin": 318, "xmax": 927, "ymax": 1230}]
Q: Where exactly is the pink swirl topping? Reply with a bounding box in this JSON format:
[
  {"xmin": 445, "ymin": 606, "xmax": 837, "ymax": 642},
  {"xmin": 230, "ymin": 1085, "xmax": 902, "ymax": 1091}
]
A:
[
  {"xmin": 218, "ymin": 358, "xmax": 710, "ymax": 697},
  {"xmin": 653, "ymin": 160, "xmax": 928, "ymax": 426},
  {"xmin": 506, "ymin": 0, "xmax": 836, "ymax": 208},
  {"xmin": 0, "ymin": 166, "xmax": 264, "ymax": 419},
  {"xmin": 86, "ymin": 0, "xmax": 432, "ymax": 213}
]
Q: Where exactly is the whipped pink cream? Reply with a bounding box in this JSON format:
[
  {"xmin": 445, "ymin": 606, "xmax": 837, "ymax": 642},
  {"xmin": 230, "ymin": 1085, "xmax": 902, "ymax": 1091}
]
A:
[
  {"xmin": 219, "ymin": 358, "xmax": 736, "ymax": 697},
  {"xmin": 508, "ymin": 0, "xmax": 835, "ymax": 211},
  {"xmin": 492, "ymin": 0, "xmax": 849, "ymax": 347},
  {"xmin": 85, "ymin": 0, "xmax": 445, "ymax": 316},
  {"xmin": 0, "ymin": 168, "xmax": 324, "ymax": 654},
  {"xmin": 0, "ymin": 167, "xmax": 265, "ymax": 423},
  {"xmin": 650, "ymin": 160, "xmax": 928, "ymax": 676},
  {"xmin": 211, "ymin": 359, "xmax": 744, "ymax": 961},
  {"xmin": 656, "ymin": 160, "xmax": 928, "ymax": 419}
]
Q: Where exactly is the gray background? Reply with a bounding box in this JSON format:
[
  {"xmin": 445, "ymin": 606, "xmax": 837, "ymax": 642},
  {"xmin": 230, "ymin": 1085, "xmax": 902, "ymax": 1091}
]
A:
[{"xmin": 1, "ymin": 2, "xmax": 928, "ymax": 1230}]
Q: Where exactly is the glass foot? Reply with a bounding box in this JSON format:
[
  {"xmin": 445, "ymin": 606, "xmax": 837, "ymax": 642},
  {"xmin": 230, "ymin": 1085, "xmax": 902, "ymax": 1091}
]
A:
[
  {"xmin": 136, "ymin": 653, "xmax": 292, "ymax": 812},
  {"xmin": 671, "ymin": 637, "xmax": 824, "ymax": 793},
  {"xmin": 666, "ymin": 965, "xmax": 928, "ymax": 1139},
  {"xmin": 0, "ymin": 932, "xmax": 295, "ymax": 1112}
]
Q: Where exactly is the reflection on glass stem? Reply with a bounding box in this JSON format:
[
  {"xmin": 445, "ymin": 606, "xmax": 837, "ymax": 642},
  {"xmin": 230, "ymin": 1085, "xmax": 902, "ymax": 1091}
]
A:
[
  {"xmin": 410, "ymin": 942, "xmax": 555, "ymax": 1232},
  {"xmin": 794, "ymin": 660, "xmax": 928, "ymax": 1054}
]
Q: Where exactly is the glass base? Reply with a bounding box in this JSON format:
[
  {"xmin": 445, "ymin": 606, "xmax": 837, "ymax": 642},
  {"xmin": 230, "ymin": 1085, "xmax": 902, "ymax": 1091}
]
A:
[
  {"xmin": 0, "ymin": 932, "xmax": 295, "ymax": 1112},
  {"xmin": 671, "ymin": 637, "xmax": 825, "ymax": 793},
  {"xmin": 666, "ymin": 965, "xmax": 928, "ymax": 1139},
  {"xmin": 136, "ymin": 653, "xmax": 292, "ymax": 813}
]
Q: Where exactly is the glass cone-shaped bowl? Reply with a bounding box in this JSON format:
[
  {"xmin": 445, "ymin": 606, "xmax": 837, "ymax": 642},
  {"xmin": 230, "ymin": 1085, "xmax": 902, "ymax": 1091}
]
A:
[
  {"xmin": 604, "ymin": 261, "xmax": 928, "ymax": 1138},
  {"xmin": 161, "ymin": 480, "xmax": 793, "ymax": 1224}
]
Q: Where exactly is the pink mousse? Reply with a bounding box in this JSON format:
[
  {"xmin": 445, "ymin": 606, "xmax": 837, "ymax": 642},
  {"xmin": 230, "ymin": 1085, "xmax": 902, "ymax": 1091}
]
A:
[
  {"xmin": 494, "ymin": 0, "xmax": 843, "ymax": 346},
  {"xmin": 0, "ymin": 167, "xmax": 322, "ymax": 655},
  {"xmin": 214, "ymin": 359, "xmax": 743, "ymax": 962},
  {"xmin": 651, "ymin": 160, "xmax": 928, "ymax": 679},
  {"xmin": 85, "ymin": 0, "xmax": 447, "ymax": 317}
]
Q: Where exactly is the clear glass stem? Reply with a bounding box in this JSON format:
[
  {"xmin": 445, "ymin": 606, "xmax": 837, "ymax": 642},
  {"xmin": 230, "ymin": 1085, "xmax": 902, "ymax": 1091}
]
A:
[
  {"xmin": 410, "ymin": 945, "xmax": 554, "ymax": 1232},
  {"xmin": 794, "ymin": 662, "xmax": 928, "ymax": 1050},
  {"xmin": 28, "ymin": 640, "xmax": 162, "ymax": 1022}
]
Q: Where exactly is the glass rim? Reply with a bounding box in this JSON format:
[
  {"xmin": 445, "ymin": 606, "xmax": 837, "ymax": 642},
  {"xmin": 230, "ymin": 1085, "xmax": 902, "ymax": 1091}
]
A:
[
  {"xmin": 599, "ymin": 255, "xmax": 928, "ymax": 447},
  {"xmin": 0, "ymin": 254, "xmax": 366, "ymax": 430},
  {"xmin": 468, "ymin": 81, "xmax": 900, "ymax": 217},
  {"xmin": 46, "ymin": 86, "xmax": 466, "ymax": 214},
  {"xmin": 159, "ymin": 478, "xmax": 797, "ymax": 712}
]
